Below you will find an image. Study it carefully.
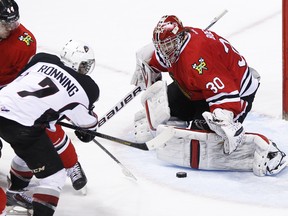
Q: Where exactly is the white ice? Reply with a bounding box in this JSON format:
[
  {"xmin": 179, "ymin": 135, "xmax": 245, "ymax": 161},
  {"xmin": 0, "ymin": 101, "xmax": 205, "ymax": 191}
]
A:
[{"xmin": 1, "ymin": 0, "xmax": 288, "ymax": 215}]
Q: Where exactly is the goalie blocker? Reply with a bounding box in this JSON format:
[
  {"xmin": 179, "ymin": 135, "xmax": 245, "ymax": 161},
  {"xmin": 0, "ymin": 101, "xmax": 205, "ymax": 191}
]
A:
[{"xmin": 156, "ymin": 125, "xmax": 287, "ymax": 177}]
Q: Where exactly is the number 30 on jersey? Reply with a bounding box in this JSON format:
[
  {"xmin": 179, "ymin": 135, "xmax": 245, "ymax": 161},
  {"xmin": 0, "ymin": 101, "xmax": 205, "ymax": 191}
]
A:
[{"xmin": 206, "ymin": 77, "xmax": 225, "ymax": 93}]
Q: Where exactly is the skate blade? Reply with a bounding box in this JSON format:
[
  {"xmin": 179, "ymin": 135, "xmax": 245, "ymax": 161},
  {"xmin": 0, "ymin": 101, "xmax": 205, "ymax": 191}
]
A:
[
  {"xmin": 79, "ymin": 185, "xmax": 88, "ymax": 196},
  {"xmin": 6, "ymin": 206, "xmax": 33, "ymax": 216}
]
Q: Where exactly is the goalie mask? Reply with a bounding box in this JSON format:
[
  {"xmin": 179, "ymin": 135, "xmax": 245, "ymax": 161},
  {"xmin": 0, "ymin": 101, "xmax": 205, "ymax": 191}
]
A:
[
  {"xmin": 60, "ymin": 39, "xmax": 95, "ymax": 75},
  {"xmin": 152, "ymin": 15, "xmax": 186, "ymax": 67},
  {"xmin": 0, "ymin": 0, "xmax": 20, "ymax": 38}
]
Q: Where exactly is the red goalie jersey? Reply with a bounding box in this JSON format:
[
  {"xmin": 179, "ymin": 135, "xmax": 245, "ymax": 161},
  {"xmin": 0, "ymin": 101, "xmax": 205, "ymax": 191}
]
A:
[
  {"xmin": 149, "ymin": 27, "xmax": 259, "ymax": 120},
  {"xmin": 0, "ymin": 24, "xmax": 36, "ymax": 87}
]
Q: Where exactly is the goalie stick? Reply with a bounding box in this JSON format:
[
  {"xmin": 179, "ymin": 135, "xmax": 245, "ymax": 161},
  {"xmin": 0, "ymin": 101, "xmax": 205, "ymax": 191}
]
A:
[
  {"xmin": 204, "ymin": 9, "xmax": 228, "ymax": 31},
  {"xmin": 57, "ymin": 121, "xmax": 174, "ymax": 151}
]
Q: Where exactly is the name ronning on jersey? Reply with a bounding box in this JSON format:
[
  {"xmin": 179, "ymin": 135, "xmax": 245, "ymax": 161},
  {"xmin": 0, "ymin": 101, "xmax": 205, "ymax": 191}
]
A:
[{"xmin": 38, "ymin": 64, "xmax": 79, "ymax": 96}]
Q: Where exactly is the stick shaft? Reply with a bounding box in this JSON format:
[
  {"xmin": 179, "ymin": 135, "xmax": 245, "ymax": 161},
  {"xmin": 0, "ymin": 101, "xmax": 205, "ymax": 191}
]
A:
[
  {"xmin": 58, "ymin": 121, "xmax": 149, "ymax": 150},
  {"xmin": 97, "ymin": 86, "xmax": 142, "ymax": 129},
  {"xmin": 204, "ymin": 9, "xmax": 228, "ymax": 30},
  {"xmin": 93, "ymin": 139, "xmax": 137, "ymax": 180}
]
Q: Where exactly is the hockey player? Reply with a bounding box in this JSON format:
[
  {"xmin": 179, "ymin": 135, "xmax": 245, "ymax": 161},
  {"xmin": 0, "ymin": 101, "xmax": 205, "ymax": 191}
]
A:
[
  {"xmin": 0, "ymin": 43, "xmax": 99, "ymax": 215},
  {"xmin": 0, "ymin": 0, "xmax": 88, "ymax": 192},
  {"xmin": 131, "ymin": 15, "xmax": 260, "ymax": 155}
]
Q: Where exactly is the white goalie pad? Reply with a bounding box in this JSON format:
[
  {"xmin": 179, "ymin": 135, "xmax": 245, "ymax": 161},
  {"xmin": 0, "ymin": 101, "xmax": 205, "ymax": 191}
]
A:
[
  {"xmin": 141, "ymin": 80, "xmax": 170, "ymax": 130},
  {"xmin": 166, "ymin": 117, "xmax": 189, "ymax": 128},
  {"xmin": 134, "ymin": 109, "xmax": 155, "ymax": 143},
  {"xmin": 133, "ymin": 115, "xmax": 186, "ymax": 144},
  {"xmin": 156, "ymin": 126, "xmax": 287, "ymax": 176},
  {"xmin": 156, "ymin": 125, "xmax": 224, "ymax": 168},
  {"xmin": 156, "ymin": 126, "xmax": 256, "ymax": 171}
]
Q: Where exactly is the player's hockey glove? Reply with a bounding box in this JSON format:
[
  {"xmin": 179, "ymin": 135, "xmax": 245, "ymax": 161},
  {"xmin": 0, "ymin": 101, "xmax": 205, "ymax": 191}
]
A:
[
  {"xmin": 75, "ymin": 130, "xmax": 95, "ymax": 143},
  {"xmin": 75, "ymin": 106, "xmax": 98, "ymax": 143}
]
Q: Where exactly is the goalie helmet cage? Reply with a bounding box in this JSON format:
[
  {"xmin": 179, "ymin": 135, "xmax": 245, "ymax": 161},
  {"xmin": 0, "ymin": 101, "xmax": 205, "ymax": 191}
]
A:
[{"xmin": 283, "ymin": 0, "xmax": 288, "ymax": 119}]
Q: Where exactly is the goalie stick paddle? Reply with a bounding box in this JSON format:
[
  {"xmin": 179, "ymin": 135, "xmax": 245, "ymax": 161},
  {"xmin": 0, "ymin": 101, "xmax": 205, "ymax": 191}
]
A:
[{"xmin": 57, "ymin": 121, "xmax": 174, "ymax": 151}]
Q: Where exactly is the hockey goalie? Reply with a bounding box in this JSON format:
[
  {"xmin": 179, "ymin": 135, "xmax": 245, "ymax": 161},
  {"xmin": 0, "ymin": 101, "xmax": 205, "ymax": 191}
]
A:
[
  {"xmin": 131, "ymin": 39, "xmax": 287, "ymax": 176},
  {"xmin": 131, "ymin": 75, "xmax": 287, "ymax": 176},
  {"xmin": 133, "ymin": 80, "xmax": 287, "ymax": 176}
]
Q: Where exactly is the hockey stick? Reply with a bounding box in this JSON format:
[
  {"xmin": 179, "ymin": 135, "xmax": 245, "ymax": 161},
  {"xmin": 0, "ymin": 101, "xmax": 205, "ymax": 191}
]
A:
[
  {"xmin": 204, "ymin": 9, "xmax": 228, "ymax": 30},
  {"xmin": 57, "ymin": 121, "xmax": 174, "ymax": 151},
  {"xmin": 93, "ymin": 139, "xmax": 137, "ymax": 180},
  {"xmin": 86, "ymin": 86, "xmax": 142, "ymax": 179},
  {"xmin": 97, "ymin": 85, "xmax": 142, "ymax": 128}
]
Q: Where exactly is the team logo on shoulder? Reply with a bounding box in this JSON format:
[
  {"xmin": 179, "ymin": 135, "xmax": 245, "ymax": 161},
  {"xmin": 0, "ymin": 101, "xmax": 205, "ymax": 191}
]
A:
[
  {"xmin": 18, "ymin": 32, "xmax": 34, "ymax": 46},
  {"xmin": 192, "ymin": 57, "xmax": 207, "ymax": 75}
]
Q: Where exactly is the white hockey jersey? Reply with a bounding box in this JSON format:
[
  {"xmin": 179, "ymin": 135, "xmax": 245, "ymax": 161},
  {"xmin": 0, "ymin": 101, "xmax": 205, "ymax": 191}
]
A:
[{"xmin": 0, "ymin": 53, "xmax": 99, "ymax": 129}]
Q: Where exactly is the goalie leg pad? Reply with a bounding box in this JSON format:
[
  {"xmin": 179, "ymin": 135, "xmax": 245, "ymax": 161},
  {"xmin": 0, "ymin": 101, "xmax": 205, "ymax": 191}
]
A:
[
  {"xmin": 166, "ymin": 117, "xmax": 189, "ymax": 128},
  {"xmin": 141, "ymin": 81, "xmax": 170, "ymax": 130},
  {"xmin": 156, "ymin": 126, "xmax": 257, "ymax": 172},
  {"xmin": 134, "ymin": 109, "xmax": 155, "ymax": 143},
  {"xmin": 156, "ymin": 128, "xmax": 198, "ymax": 168},
  {"xmin": 156, "ymin": 126, "xmax": 217, "ymax": 169}
]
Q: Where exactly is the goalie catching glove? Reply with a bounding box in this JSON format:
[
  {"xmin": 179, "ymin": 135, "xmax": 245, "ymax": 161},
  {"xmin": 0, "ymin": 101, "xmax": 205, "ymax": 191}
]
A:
[{"xmin": 202, "ymin": 108, "xmax": 245, "ymax": 155}]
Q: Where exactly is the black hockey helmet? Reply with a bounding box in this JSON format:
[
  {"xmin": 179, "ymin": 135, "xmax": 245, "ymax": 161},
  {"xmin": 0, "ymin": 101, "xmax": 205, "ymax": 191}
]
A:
[{"xmin": 0, "ymin": 0, "xmax": 19, "ymax": 23}]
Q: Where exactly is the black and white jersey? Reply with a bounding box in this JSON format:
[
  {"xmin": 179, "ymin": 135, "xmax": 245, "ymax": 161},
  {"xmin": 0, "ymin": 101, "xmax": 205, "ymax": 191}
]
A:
[{"xmin": 0, "ymin": 52, "xmax": 99, "ymax": 128}]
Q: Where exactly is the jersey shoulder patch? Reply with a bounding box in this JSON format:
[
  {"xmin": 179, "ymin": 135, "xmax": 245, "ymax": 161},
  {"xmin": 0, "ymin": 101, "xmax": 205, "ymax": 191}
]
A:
[{"xmin": 12, "ymin": 24, "xmax": 37, "ymax": 50}]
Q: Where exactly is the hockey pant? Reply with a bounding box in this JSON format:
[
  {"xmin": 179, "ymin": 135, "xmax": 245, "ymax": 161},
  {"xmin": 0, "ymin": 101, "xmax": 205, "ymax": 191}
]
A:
[
  {"xmin": 9, "ymin": 124, "xmax": 78, "ymax": 189},
  {"xmin": 0, "ymin": 116, "xmax": 66, "ymax": 215}
]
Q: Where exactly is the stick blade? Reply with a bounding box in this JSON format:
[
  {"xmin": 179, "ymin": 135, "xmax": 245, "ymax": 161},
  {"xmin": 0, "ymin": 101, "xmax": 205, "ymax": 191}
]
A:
[{"xmin": 146, "ymin": 126, "xmax": 175, "ymax": 150}]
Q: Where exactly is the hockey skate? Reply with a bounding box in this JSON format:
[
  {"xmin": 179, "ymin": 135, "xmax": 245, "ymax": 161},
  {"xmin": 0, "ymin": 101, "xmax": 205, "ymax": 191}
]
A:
[
  {"xmin": 266, "ymin": 143, "xmax": 288, "ymax": 175},
  {"xmin": 6, "ymin": 189, "xmax": 33, "ymax": 216},
  {"xmin": 67, "ymin": 162, "xmax": 87, "ymax": 192}
]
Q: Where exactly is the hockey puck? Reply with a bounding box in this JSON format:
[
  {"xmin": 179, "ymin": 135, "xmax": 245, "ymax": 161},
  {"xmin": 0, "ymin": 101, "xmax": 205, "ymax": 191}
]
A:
[{"xmin": 176, "ymin": 172, "xmax": 187, "ymax": 178}]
